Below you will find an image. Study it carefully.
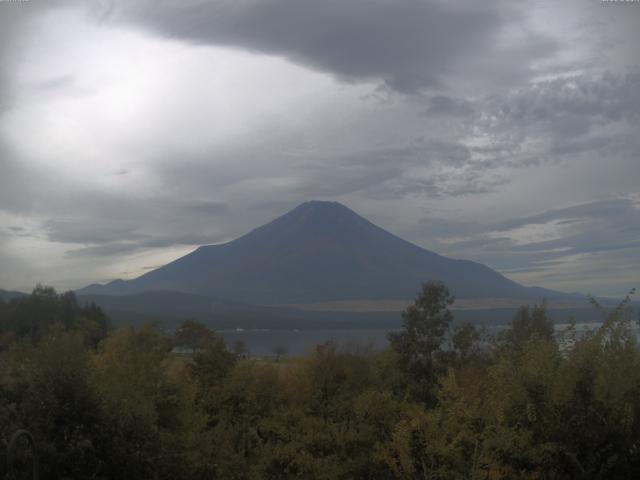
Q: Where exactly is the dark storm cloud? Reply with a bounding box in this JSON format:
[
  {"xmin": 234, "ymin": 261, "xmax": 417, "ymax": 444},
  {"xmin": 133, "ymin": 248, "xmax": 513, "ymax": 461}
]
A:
[
  {"xmin": 270, "ymin": 70, "xmax": 640, "ymax": 207},
  {"xmin": 424, "ymin": 95, "xmax": 474, "ymax": 117},
  {"xmin": 479, "ymin": 70, "xmax": 640, "ymax": 139},
  {"xmin": 102, "ymin": 0, "xmax": 556, "ymax": 93},
  {"xmin": 382, "ymin": 170, "xmax": 507, "ymax": 200},
  {"xmin": 151, "ymin": 138, "xmax": 476, "ymax": 204},
  {"xmin": 295, "ymin": 139, "xmax": 474, "ymax": 197},
  {"xmin": 418, "ymin": 140, "xmax": 472, "ymax": 167},
  {"xmin": 334, "ymin": 141, "xmax": 474, "ymax": 197},
  {"xmin": 329, "ymin": 138, "xmax": 504, "ymax": 200},
  {"xmin": 404, "ymin": 69, "xmax": 640, "ymax": 192}
]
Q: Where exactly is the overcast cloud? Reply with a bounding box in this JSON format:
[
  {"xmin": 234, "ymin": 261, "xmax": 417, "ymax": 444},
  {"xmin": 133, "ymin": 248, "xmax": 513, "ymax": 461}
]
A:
[{"xmin": 0, "ymin": 0, "xmax": 638, "ymax": 297}]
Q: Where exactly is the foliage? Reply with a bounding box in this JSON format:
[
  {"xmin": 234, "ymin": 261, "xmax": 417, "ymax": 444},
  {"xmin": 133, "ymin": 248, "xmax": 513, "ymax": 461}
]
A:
[
  {"xmin": 502, "ymin": 302, "xmax": 554, "ymax": 347},
  {"xmin": 0, "ymin": 285, "xmax": 109, "ymax": 348},
  {"xmin": 388, "ymin": 281, "xmax": 455, "ymax": 404},
  {"xmin": 173, "ymin": 319, "xmax": 216, "ymax": 351},
  {"xmin": 0, "ymin": 284, "xmax": 639, "ymax": 479},
  {"xmin": 0, "ymin": 331, "xmax": 103, "ymax": 478}
]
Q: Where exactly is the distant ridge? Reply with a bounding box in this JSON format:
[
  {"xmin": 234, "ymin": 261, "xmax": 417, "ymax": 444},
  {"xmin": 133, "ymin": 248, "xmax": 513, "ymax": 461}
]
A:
[
  {"xmin": 0, "ymin": 289, "xmax": 28, "ymax": 302},
  {"xmin": 77, "ymin": 200, "xmax": 565, "ymax": 304}
]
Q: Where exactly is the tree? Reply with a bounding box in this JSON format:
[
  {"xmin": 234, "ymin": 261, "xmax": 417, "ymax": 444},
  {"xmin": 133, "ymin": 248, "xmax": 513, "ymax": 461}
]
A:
[
  {"xmin": 2, "ymin": 331, "xmax": 103, "ymax": 478},
  {"xmin": 504, "ymin": 303, "xmax": 554, "ymax": 347},
  {"xmin": 93, "ymin": 325, "xmax": 184, "ymax": 479},
  {"xmin": 173, "ymin": 319, "xmax": 215, "ymax": 352},
  {"xmin": 273, "ymin": 345, "xmax": 288, "ymax": 362},
  {"xmin": 388, "ymin": 281, "xmax": 454, "ymax": 404},
  {"xmin": 0, "ymin": 285, "xmax": 110, "ymax": 347},
  {"xmin": 190, "ymin": 334, "xmax": 236, "ymax": 392},
  {"xmin": 451, "ymin": 322, "xmax": 481, "ymax": 364},
  {"xmin": 233, "ymin": 339, "xmax": 249, "ymax": 358}
]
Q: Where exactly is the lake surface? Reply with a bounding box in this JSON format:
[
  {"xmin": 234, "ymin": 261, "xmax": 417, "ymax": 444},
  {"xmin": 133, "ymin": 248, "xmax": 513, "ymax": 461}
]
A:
[
  {"xmin": 219, "ymin": 322, "xmax": 640, "ymax": 357},
  {"xmin": 219, "ymin": 328, "xmax": 392, "ymax": 356}
]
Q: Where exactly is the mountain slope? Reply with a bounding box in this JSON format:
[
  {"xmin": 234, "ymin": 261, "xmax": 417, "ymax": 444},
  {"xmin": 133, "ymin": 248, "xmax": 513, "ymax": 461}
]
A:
[
  {"xmin": 77, "ymin": 201, "xmax": 558, "ymax": 304},
  {"xmin": 0, "ymin": 289, "xmax": 28, "ymax": 302}
]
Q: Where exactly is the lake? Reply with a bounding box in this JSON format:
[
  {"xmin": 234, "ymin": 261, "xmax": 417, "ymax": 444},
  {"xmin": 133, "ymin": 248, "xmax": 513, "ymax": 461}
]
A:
[{"xmin": 218, "ymin": 321, "xmax": 640, "ymax": 357}]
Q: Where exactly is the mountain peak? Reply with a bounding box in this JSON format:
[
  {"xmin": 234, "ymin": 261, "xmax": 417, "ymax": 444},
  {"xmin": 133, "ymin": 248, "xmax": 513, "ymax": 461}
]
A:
[
  {"xmin": 299, "ymin": 200, "xmax": 343, "ymax": 207},
  {"xmin": 270, "ymin": 200, "xmax": 374, "ymax": 238},
  {"xmin": 290, "ymin": 200, "xmax": 353, "ymax": 217},
  {"xmin": 77, "ymin": 200, "xmax": 550, "ymax": 303}
]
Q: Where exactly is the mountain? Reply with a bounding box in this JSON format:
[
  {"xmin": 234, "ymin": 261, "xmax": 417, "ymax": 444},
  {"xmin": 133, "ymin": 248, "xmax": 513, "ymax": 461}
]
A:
[
  {"xmin": 77, "ymin": 200, "xmax": 561, "ymax": 304},
  {"xmin": 0, "ymin": 289, "xmax": 28, "ymax": 302}
]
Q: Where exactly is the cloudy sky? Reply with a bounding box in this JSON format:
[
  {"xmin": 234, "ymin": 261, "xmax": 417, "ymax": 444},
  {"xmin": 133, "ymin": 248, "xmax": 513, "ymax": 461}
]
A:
[{"xmin": 0, "ymin": 0, "xmax": 638, "ymax": 297}]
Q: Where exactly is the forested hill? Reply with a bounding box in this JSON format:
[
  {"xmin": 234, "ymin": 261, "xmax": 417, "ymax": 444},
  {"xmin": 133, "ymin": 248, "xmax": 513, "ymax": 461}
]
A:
[{"xmin": 0, "ymin": 289, "xmax": 27, "ymax": 302}]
